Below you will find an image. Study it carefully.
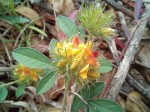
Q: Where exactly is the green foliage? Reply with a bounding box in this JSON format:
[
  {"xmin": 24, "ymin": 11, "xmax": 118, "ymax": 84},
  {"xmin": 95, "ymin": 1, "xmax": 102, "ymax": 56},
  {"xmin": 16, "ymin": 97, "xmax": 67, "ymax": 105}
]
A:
[
  {"xmin": 77, "ymin": 1, "xmax": 114, "ymax": 39},
  {"xmin": 71, "ymin": 82, "xmax": 104, "ymax": 112},
  {"xmin": 88, "ymin": 99, "xmax": 123, "ymax": 112},
  {"xmin": 36, "ymin": 71, "xmax": 57, "ymax": 94},
  {"xmin": 71, "ymin": 88, "xmax": 90, "ymax": 112},
  {"xmin": 49, "ymin": 38, "xmax": 57, "ymax": 58},
  {"xmin": 15, "ymin": 83, "xmax": 26, "ymax": 98},
  {"xmin": 71, "ymin": 81, "xmax": 123, "ymax": 112},
  {"xmin": 8, "ymin": 0, "xmax": 17, "ymax": 15},
  {"xmin": 56, "ymin": 15, "xmax": 78, "ymax": 38},
  {"xmin": 28, "ymin": 26, "xmax": 47, "ymax": 37},
  {"xmin": 12, "ymin": 47, "xmax": 52, "ymax": 69},
  {"xmin": 0, "ymin": 86, "xmax": 8, "ymax": 103},
  {"xmin": 99, "ymin": 58, "xmax": 113, "ymax": 73},
  {"xmin": 0, "ymin": 16, "xmax": 30, "ymax": 24},
  {"xmin": 0, "ymin": 0, "xmax": 21, "ymax": 15},
  {"xmin": 88, "ymin": 82, "xmax": 105, "ymax": 98}
]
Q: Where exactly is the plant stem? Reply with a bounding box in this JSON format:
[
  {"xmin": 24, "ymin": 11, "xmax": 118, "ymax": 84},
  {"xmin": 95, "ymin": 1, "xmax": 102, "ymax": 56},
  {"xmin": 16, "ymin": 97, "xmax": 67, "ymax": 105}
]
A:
[
  {"xmin": 0, "ymin": 80, "xmax": 19, "ymax": 88},
  {"xmin": 61, "ymin": 77, "xmax": 70, "ymax": 112}
]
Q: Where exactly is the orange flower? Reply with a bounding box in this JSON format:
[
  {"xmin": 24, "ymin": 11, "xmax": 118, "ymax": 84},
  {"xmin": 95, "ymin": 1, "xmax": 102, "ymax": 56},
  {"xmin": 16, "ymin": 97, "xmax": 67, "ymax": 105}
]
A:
[
  {"xmin": 13, "ymin": 64, "xmax": 41, "ymax": 83},
  {"xmin": 84, "ymin": 48, "xmax": 97, "ymax": 65}
]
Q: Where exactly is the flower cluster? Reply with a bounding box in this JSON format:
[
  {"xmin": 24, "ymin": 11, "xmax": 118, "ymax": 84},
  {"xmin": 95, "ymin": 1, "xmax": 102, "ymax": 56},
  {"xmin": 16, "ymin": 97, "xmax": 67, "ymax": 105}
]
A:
[
  {"xmin": 77, "ymin": 1, "xmax": 115, "ymax": 39},
  {"xmin": 53, "ymin": 36, "xmax": 100, "ymax": 81},
  {"xmin": 13, "ymin": 64, "xmax": 41, "ymax": 83}
]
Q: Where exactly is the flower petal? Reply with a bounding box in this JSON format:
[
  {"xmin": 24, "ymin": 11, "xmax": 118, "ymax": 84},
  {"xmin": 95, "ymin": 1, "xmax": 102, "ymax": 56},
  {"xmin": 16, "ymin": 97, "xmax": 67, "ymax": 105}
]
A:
[
  {"xmin": 79, "ymin": 64, "xmax": 89, "ymax": 73},
  {"xmin": 79, "ymin": 71, "xmax": 87, "ymax": 79},
  {"xmin": 72, "ymin": 36, "xmax": 79, "ymax": 47}
]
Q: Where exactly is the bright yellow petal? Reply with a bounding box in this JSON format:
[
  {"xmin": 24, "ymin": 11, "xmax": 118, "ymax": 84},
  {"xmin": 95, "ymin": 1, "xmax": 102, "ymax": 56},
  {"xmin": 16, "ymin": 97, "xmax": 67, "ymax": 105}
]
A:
[
  {"xmin": 79, "ymin": 64, "xmax": 89, "ymax": 73},
  {"xmin": 57, "ymin": 42, "xmax": 62, "ymax": 48},
  {"xmin": 72, "ymin": 48, "xmax": 80, "ymax": 55},
  {"xmin": 70, "ymin": 61, "xmax": 79, "ymax": 70},
  {"xmin": 78, "ymin": 43, "xmax": 86, "ymax": 49},
  {"xmin": 66, "ymin": 48, "xmax": 72, "ymax": 57},
  {"xmin": 74, "ymin": 49, "xmax": 84, "ymax": 61},
  {"xmin": 64, "ymin": 43, "xmax": 73, "ymax": 49},
  {"xmin": 79, "ymin": 71, "xmax": 87, "ymax": 79}
]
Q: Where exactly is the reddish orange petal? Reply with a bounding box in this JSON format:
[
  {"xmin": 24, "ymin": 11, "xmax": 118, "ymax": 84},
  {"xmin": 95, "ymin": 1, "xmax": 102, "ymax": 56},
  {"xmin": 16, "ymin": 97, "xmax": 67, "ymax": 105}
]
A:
[
  {"xmin": 88, "ymin": 58, "xmax": 97, "ymax": 65},
  {"xmin": 72, "ymin": 36, "xmax": 79, "ymax": 47},
  {"xmin": 93, "ymin": 51, "xmax": 98, "ymax": 57},
  {"xmin": 84, "ymin": 48, "xmax": 92, "ymax": 58}
]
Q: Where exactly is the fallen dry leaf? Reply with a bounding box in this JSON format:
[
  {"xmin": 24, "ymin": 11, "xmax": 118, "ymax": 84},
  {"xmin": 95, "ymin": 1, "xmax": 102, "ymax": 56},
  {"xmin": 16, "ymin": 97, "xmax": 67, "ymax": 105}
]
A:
[
  {"xmin": 126, "ymin": 91, "xmax": 150, "ymax": 112},
  {"xmin": 50, "ymin": 0, "xmax": 75, "ymax": 15},
  {"xmin": 15, "ymin": 6, "xmax": 43, "ymax": 27}
]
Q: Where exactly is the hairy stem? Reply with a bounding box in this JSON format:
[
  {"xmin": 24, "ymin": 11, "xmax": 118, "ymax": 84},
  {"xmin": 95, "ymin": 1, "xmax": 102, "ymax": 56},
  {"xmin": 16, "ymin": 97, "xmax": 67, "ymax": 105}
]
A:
[{"xmin": 61, "ymin": 77, "xmax": 70, "ymax": 112}]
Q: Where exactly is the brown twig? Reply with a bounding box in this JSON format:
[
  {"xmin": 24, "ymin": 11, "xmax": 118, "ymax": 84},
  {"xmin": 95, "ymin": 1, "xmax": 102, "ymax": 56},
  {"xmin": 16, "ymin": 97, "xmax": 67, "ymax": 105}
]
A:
[
  {"xmin": 118, "ymin": 11, "xmax": 130, "ymax": 39},
  {"xmin": 0, "ymin": 26, "xmax": 13, "ymax": 65},
  {"xmin": 0, "ymin": 67, "xmax": 15, "ymax": 72},
  {"xmin": 104, "ymin": 0, "xmax": 134, "ymax": 18},
  {"xmin": 119, "ymin": 14, "xmax": 150, "ymax": 60},
  {"xmin": 126, "ymin": 74, "xmax": 150, "ymax": 99},
  {"xmin": 99, "ymin": 68, "xmax": 117, "ymax": 98},
  {"xmin": 105, "ymin": 4, "xmax": 150, "ymax": 100}
]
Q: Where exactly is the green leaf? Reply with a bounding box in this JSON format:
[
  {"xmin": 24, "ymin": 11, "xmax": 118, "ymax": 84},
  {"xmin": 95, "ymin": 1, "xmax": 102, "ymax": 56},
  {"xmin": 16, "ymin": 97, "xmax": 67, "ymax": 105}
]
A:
[
  {"xmin": 49, "ymin": 38, "xmax": 57, "ymax": 57},
  {"xmin": 12, "ymin": 47, "xmax": 52, "ymax": 69},
  {"xmin": 89, "ymin": 82, "xmax": 105, "ymax": 98},
  {"xmin": 36, "ymin": 71, "xmax": 57, "ymax": 94},
  {"xmin": 28, "ymin": 26, "xmax": 47, "ymax": 37},
  {"xmin": 56, "ymin": 15, "xmax": 78, "ymax": 38},
  {"xmin": 0, "ymin": 86, "xmax": 8, "ymax": 103},
  {"xmin": 71, "ymin": 88, "xmax": 90, "ymax": 112},
  {"xmin": 8, "ymin": 0, "xmax": 17, "ymax": 15},
  {"xmin": 15, "ymin": 83, "xmax": 26, "ymax": 98},
  {"xmin": 88, "ymin": 99, "xmax": 124, "ymax": 112},
  {"xmin": 0, "ymin": 16, "xmax": 30, "ymax": 24},
  {"xmin": 100, "ymin": 59, "xmax": 112, "ymax": 73}
]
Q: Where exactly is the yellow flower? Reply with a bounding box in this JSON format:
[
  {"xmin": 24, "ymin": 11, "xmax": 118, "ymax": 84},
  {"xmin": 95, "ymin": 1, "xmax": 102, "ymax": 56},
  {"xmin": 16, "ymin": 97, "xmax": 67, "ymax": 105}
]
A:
[
  {"xmin": 79, "ymin": 64, "xmax": 89, "ymax": 79},
  {"xmin": 53, "ymin": 36, "xmax": 100, "ymax": 81},
  {"xmin": 13, "ymin": 64, "xmax": 41, "ymax": 83},
  {"xmin": 57, "ymin": 59, "xmax": 66, "ymax": 68}
]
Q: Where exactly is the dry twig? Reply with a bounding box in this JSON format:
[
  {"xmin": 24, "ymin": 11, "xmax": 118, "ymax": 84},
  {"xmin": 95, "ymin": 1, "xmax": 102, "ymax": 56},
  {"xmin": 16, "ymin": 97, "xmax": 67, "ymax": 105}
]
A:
[{"xmin": 106, "ymin": 4, "xmax": 150, "ymax": 100}]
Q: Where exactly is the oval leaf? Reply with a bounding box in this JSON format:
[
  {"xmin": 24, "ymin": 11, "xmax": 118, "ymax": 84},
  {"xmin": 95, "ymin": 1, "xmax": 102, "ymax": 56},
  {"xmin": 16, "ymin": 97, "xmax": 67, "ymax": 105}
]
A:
[
  {"xmin": 71, "ymin": 88, "xmax": 90, "ymax": 112},
  {"xmin": 49, "ymin": 38, "xmax": 57, "ymax": 58},
  {"xmin": 100, "ymin": 59, "xmax": 112, "ymax": 73},
  {"xmin": 0, "ymin": 16, "xmax": 30, "ymax": 24},
  {"xmin": 12, "ymin": 47, "xmax": 52, "ymax": 69},
  {"xmin": 89, "ymin": 82, "xmax": 105, "ymax": 98},
  {"xmin": 0, "ymin": 87, "xmax": 8, "ymax": 103},
  {"xmin": 15, "ymin": 83, "xmax": 26, "ymax": 98},
  {"xmin": 36, "ymin": 71, "xmax": 56, "ymax": 94},
  {"xmin": 56, "ymin": 15, "xmax": 78, "ymax": 38},
  {"xmin": 134, "ymin": 0, "xmax": 143, "ymax": 21},
  {"xmin": 88, "ymin": 99, "xmax": 124, "ymax": 112}
]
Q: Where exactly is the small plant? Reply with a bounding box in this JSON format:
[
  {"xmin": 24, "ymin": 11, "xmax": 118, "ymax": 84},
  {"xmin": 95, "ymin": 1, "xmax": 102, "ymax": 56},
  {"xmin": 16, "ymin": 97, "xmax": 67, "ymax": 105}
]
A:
[
  {"xmin": 1, "ymin": 1, "xmax": 124, "ymax": 112},
  {"xmin": 77, "ymin": 1, "xmax": 115, "ymax": 40}
]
